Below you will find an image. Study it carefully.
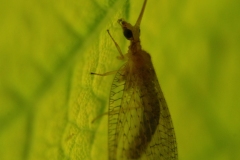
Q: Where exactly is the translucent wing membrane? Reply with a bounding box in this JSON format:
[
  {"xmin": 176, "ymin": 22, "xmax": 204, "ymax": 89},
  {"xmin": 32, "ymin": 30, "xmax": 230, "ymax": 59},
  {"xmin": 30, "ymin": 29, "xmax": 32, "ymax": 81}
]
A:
[{"xmin": 108, "ymin": 51, "xmax": 177, "ymax": 160}]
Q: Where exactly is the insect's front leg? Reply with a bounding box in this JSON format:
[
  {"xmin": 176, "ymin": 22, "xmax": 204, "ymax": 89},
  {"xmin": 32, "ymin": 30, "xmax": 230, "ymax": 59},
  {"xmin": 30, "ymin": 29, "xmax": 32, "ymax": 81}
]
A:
[
  {"xmin": 91, "ymin": 29, "xmax": 127, "ymax": 76},
  {"xmin": 107, "ymin": 30, "xmax": 126, "ymax": 61}
]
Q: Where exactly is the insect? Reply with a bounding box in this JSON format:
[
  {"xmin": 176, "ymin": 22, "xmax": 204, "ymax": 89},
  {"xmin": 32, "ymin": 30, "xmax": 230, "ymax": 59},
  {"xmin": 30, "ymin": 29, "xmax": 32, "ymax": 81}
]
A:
[{"xmin": 91, "ymin": 0, "xmax": 178, "ymax": 159}]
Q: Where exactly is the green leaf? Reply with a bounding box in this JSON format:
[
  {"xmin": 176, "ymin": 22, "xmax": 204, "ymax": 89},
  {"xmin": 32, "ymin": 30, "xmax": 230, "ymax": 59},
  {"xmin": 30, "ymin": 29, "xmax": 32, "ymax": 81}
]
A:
[
  {"xmin": 0, "ymin": 0, "xmax": 128, "ymax": 159},
  {"xmin": 0, "ymin": 0, "xmax": 240, "ymax": 160}
]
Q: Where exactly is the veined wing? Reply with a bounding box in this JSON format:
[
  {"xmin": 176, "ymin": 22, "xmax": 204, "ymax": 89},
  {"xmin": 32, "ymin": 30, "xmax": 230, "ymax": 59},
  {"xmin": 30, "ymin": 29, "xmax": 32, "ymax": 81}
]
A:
[
  {"xmin": 143, "ymin": 66, "xmax": 178, "ymax": 160},
  {"xmin": 108, "ymin": 59, "xmax": 177, "ymax": 160},
  {"xmin": 108, "ymin": 63, "xmax": 143, "ymax": 160}
]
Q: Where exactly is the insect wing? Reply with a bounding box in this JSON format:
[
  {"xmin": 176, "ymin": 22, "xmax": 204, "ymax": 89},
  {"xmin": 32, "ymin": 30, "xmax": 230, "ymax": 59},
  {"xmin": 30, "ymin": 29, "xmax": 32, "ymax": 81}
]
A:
[
  {"xmin": 145, "ymin": 71, "xmax": 178, "ymax": 159},
  {"xmin": 108, "ymin": 64, "xmax": 129, "ymax": 160},
  {"xmin": 108, "ymin": 60, "xmax": 177, "ymax": 160}
]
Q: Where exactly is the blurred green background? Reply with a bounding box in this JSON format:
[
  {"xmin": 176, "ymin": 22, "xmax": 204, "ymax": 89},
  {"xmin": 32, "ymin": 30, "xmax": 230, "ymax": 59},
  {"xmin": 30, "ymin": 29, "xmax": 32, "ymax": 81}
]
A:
[{"xmin": 0, "ymin": 0, "xmax": 240, "ymax": 159}]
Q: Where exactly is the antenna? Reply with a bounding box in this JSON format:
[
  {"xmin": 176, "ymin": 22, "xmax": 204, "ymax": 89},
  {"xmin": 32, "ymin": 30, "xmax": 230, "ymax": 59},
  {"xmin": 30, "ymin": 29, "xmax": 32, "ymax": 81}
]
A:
[{"xmin": 135, "ymin": 0, "xmax": 148, "ymax": 27}]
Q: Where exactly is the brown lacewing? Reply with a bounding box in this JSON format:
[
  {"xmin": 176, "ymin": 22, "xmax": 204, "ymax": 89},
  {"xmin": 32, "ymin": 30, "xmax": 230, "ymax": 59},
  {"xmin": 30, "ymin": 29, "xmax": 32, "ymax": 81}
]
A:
[{"xmin": 91, "ymin": 0, "xmax": 178, "ymax": 159}]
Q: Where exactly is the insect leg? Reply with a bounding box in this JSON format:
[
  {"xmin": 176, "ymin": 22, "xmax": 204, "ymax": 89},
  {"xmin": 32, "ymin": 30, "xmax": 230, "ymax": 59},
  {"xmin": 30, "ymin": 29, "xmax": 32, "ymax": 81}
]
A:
[
  {"xmin": 91, "ymin": 70, "xmax": 118, "ymax": 76},
  {"xmin": 90, "ymin": 70, "xmax": 119, "ymax": 123},
  {"xmin": 107, "ymin": 30, "xmax": 125, "ymax": 60}
]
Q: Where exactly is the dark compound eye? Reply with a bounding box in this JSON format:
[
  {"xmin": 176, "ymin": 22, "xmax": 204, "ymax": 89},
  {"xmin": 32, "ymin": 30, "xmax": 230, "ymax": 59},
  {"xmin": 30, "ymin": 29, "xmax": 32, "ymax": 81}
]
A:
[{"xmin": 123, "ymin": 28, "xmax": 133, "ymax": 39}]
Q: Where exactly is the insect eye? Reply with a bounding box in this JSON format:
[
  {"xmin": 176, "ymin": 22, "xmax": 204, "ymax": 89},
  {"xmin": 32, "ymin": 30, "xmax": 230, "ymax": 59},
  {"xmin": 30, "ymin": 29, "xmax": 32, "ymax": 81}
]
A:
[{"xmin": 123, "ymin": 28, "xmax": 133, "ymax": 39}]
